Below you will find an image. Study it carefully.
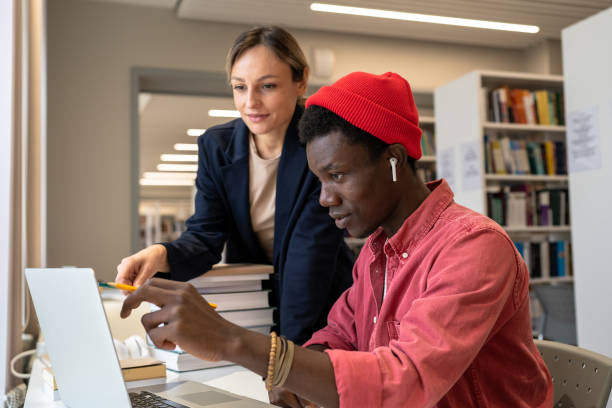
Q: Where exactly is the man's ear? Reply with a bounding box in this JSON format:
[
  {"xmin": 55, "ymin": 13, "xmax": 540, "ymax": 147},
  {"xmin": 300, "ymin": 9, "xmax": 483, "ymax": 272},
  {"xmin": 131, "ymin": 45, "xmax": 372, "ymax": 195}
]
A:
[{"xmin": 386, "ymin": 144, "xmax": 409, "ymax": 168}]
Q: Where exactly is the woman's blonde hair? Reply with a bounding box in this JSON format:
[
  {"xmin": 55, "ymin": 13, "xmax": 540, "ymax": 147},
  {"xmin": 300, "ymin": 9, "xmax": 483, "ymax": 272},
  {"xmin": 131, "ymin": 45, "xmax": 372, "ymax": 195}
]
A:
[{"xmin": 226, "ymin": 26, "xmax": 309, "ymax": 83}]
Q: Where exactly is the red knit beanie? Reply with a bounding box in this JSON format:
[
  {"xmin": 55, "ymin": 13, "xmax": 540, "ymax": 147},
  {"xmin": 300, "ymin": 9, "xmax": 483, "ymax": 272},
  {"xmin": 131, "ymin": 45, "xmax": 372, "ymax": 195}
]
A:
[{"xmin": 306, "ymin": 71, "xmax": 422, "ymax": 159}]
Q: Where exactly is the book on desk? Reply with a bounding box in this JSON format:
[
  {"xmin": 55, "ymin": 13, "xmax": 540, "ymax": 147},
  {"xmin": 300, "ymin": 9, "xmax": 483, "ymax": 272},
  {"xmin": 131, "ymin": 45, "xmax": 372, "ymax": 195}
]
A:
[
  {"xmin": 149, "ymin": 263, "xmax": 275, "ymax": 372},
  {"xmin": 41, "ymin": 356, "xmax": 166, "ymax": 400}
]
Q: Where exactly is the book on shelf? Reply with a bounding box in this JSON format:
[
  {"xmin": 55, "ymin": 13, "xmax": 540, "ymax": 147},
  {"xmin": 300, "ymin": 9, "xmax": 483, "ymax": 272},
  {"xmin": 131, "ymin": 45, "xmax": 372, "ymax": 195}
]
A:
[
  {"xmin": 420, "ymin": 129, "xmax": 436, "ymax": 156},
  {"xmin": 415, "ymin": 167, "xmax": 436, "ymax": 183},
  {"xmin": 486, "ymin": 185, "xmax": 569, "ymax": 228},
  {"xmin": 514, "ymin": 239, "xmax": 572, "ymax": 279},
  {"xmin": 487, "ymin": 86, "xmax": 564, "ymax": 126},
  {"xmin": 484, "ymin": 136, "xmax": 567, "ymax": 176}
]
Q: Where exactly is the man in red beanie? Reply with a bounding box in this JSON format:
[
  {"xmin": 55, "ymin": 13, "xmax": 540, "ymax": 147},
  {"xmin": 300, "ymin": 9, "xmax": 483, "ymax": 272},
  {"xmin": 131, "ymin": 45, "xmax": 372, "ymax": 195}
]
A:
[{"xmin": 121, "ymin": 71, "xmax": 553, "ymax": 408}]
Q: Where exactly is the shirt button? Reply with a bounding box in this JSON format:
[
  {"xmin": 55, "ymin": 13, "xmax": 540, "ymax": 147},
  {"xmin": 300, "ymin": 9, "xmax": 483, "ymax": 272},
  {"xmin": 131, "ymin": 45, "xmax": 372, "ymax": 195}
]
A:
[
  {"xmin": 402, "ymin": 252, "xmax": 408, "ymax": 258},
  {"xmin": 373, "ymin": 316, "xmax": 377, "ymax": 324}
]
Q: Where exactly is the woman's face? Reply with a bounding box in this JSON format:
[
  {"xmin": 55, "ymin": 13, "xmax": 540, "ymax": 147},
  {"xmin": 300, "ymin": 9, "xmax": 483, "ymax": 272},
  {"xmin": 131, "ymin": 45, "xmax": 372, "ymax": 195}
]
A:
[{"xmin": 230, "ymin": 44, "xmax": 307, "ymax": 140}]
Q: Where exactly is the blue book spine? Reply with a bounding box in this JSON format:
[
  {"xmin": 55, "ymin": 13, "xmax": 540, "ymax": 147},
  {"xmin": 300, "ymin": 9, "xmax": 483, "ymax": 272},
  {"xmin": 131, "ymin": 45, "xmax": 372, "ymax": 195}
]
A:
[
  {"xmin": 556, "ymin": 241, "xmax": 566, "ymax": 277},
  {"xmin": 514, "ymin": 241, "xmax": 525, "ymax": 259}
]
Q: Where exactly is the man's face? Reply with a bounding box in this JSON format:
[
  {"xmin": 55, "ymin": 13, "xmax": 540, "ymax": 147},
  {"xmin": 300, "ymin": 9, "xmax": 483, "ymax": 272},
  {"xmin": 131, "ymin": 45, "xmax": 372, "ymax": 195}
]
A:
[{"xmin": 307, "ymin": 130, "xmax": 396, "ymax": 238}]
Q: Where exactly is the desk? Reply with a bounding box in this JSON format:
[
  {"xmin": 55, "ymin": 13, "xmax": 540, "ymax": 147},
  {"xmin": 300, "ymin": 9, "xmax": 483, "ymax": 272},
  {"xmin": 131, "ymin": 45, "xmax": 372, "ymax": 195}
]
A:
[{"xmin": 24, "ymin": 359, "xmax": 270, "ymax": 407}]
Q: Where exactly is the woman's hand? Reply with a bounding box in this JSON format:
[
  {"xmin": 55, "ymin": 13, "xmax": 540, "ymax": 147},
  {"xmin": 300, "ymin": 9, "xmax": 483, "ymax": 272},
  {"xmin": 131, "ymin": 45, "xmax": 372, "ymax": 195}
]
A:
[
  {"xmin": 116, "ymin": 244, "xmax": 170, "ymax": 288},
  {"xmin": 120, "ymin": 278, "xmax": 238, "ymax": 362}
]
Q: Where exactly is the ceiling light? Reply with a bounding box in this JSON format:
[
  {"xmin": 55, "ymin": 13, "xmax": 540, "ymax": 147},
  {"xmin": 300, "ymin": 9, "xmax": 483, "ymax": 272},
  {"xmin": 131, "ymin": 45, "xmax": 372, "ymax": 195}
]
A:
[
  {"xmin": 139, "ymin": 178, "xmax": 195, "ymax": 186},
  {"xmin": 208, "ymin": 109, "xmax": 240, "ymax": 118},
  {"xmin": 160, "ymin": 154, "xmax": 198, "ymax": 162},
  {"xmin": 310, "ymin": 3, "xmax": 540, "ymax": 33},
  {"xmin": 187, "ymin": 128, "xmax": 206, "ymax": 136},
  {"xmin": 174, "ymin": 143, "xmax": 198, "ymax": 151},
  {"xmin": 157, "ymin": 164, "xmax": 198, "ymax": 172},
  {"xmin": 142, "ymin": 172, "xmax": 196, "ymax": 180}
]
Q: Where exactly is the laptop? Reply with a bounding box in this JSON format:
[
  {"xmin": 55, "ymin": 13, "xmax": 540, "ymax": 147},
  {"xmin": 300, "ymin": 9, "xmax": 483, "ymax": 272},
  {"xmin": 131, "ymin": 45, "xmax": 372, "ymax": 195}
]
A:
[{"xmin": 25, "ymin": 267, "xmax": 274, "ymax": 408}]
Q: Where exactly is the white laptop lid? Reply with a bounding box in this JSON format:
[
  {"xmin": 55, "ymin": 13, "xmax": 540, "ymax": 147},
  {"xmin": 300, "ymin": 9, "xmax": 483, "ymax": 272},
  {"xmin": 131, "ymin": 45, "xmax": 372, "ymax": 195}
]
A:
[
  {"xmin": 26, "ymin": 268, "xmax": 131, "ymax": 408},
  {"xmin": 26, "ymin": 267, "xmax": 275, "ymax": 408}
]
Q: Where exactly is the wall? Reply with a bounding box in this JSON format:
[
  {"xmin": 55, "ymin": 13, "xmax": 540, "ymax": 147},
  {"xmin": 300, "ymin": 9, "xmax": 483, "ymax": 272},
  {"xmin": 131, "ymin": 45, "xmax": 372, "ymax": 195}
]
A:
[
  {"xmin": 1, "ymin": 0, "xmax": 15, "ymax": 394},
  {"xmin": 48, "ymin": 0, "xmax": 553, "ymax": 280},
  {"xmin": 522, "ymin": 39, "xmax": 563, "ymax": 75},
  {"xmin": 563, "ymin": 7, "xmax": 612, "ymax": 360}
]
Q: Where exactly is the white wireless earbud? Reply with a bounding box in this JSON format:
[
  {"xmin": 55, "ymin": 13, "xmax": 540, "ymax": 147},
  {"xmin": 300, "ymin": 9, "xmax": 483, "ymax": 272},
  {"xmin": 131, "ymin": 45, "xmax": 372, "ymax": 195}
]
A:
[
  {"xmin": 125, "ymin": 335, "xmax": 150, "ymax": 358},
  {"xmin": 389, "ymin": 158, "xmax": 398, "ymax": 182}
]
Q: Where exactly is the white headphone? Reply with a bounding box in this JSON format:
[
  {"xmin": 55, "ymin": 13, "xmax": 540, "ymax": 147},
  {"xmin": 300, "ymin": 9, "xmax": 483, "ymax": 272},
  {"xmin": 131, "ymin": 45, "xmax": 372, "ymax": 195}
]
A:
[{"xmin": 389, "ymin": 157, "xmax": 398, "ymax": 182}]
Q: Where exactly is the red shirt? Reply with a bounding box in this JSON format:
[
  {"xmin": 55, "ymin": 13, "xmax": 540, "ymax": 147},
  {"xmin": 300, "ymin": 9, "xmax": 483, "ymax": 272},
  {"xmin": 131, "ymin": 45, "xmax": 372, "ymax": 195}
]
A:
[{"xmin": 305, "ymin": 180, "xmax": 553, "ymax": 407}]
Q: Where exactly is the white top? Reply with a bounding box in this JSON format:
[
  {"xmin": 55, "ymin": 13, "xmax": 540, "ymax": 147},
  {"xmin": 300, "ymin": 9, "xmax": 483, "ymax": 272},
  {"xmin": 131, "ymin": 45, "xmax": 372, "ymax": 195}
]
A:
[{"xmin": 248, "ymin": 134, "xmax": 280, "ymax": 262}]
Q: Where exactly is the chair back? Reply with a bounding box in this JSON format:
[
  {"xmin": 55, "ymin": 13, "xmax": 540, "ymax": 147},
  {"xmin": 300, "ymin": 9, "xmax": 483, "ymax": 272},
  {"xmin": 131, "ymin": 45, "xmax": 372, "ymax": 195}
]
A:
[
  {"xmin": 533, "ymin": 282, "xmax": 577, "ymax": 345},
  {"xmin": 535, "ymin": 339, "xmax": 612, "ymax": 408}
]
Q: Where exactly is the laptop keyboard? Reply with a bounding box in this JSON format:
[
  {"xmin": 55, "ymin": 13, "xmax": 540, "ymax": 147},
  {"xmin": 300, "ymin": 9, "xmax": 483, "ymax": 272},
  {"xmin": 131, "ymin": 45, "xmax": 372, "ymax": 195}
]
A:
[{"xmin": 129, "ymin": 390, "xmax": 189, "ymax": 408}]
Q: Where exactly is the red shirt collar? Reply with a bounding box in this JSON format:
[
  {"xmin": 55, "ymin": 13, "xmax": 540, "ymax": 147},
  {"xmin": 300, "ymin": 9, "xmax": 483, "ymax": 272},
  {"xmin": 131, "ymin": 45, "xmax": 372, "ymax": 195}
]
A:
[{"xmin": 367, "ymin": 179, "xmax": 455, "ymax": 256}]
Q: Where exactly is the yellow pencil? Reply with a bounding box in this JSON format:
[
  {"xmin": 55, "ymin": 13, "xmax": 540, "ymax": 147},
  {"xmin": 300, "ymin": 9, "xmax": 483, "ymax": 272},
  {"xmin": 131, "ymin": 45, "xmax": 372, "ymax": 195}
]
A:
[
  {"xmin": 99, "ymin": 281, "xmax": 217, "ymax": 309},
  {"xmin": 107, "ymin": 282, "xmax": 138, "ymax": 292}
]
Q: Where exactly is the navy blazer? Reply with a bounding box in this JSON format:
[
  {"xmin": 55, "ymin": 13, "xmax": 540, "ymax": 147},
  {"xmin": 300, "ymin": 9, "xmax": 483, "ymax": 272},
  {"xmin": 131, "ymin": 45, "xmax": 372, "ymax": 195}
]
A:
[{"xmin": 162, "ymin": 106, "xmax": 354, "ymax": 344}]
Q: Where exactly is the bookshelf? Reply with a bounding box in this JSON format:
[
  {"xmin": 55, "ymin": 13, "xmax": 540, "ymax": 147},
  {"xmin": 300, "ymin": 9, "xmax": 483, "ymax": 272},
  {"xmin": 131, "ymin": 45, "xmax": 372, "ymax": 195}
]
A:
[
  {"xmin": 414, "ymin": 91, "xmax": 437, "ymax": 183},
  {"xmin": 434, "ymin": 70, "xmax": 572, "ymax": 287}
]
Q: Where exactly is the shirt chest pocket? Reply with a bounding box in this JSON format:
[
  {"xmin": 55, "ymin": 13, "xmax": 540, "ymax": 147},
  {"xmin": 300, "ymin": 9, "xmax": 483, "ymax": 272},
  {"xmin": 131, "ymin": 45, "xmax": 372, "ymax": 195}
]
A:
[{"xmin": 386, "ymin": 320, "xmax": 401, "ymax": 341}]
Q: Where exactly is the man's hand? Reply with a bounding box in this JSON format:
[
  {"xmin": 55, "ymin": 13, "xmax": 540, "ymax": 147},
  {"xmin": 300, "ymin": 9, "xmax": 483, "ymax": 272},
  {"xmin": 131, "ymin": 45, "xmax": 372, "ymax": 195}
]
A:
[
  {"xmin": 268, "ymin": 386, "xmax": 318, "ymax": 408},
  {"xmin": 120, "ymin": 278, "xmax": 238, "ymax": 362},
  {"xmin": 116, "ymin": 244, "xmax": 170, "ymax": 288}
]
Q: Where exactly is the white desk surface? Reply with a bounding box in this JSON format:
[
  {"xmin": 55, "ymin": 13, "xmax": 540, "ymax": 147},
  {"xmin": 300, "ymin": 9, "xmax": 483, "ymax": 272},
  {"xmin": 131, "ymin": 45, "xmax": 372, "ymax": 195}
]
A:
[{"xmin": 24, "ymin": 359, "xmax": 270, "ymax": 407}]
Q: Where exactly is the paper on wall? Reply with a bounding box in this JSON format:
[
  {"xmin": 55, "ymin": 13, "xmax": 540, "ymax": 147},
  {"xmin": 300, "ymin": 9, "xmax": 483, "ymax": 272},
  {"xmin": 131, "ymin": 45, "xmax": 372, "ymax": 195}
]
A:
[
  {"xmin": 437, "ymin": 147, "xmax": 456, "ymax": 190},
  {"xmin": 461, "ymin": 141, "xmax": 481, "ymax": 191},
  {"xmin": 567, "ymin": 106, "xmax": 601, "ymax": 173}
]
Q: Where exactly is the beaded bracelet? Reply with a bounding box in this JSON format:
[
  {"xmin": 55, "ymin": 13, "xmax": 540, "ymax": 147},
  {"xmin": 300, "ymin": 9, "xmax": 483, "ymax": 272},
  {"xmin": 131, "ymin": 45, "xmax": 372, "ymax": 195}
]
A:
[{"xmin": 265, "ymin": 332, "xmax": 278, "ymax": 391}]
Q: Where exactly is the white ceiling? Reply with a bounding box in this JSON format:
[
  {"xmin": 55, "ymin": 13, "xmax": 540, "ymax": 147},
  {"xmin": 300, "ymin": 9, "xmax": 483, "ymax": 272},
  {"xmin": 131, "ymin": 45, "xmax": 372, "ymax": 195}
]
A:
[
  {"xmin": 95, "ymin": 0, "xmax": 612, "ymax": 49},
  {"xmin": 100, "ymin": 0, "xmax": 612, "ymax": 193},
  {"xmin": 139, "ymin": 93, "xmax": 235, "ymax": 180}
]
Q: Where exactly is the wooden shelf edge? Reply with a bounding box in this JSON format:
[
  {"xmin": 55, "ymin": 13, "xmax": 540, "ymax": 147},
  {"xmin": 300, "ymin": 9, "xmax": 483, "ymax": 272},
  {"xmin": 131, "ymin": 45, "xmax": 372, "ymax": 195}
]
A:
[
  {"xmin": 504, "ymin": 226, "xmax": 571, "ymax": 233},
  {"xmin": 419, "ymin": 155, "xmax": 436, "ymax": 163},
  {"xmin": 530, "ymin": 276, "xmax": 574, "ymax": 285},
  {"xmin": 485, "ymin": 174, "xmax": 568, "ymax": 182},
  {"xmin": 483, "ymin": 122, "xmax": 566, "ymax": 132}
]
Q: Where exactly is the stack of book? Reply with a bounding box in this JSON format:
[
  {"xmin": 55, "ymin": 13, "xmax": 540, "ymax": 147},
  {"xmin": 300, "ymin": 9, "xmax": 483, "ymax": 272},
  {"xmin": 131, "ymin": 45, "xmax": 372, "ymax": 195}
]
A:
[{"xmin": 149, "ymin": 263, "xmax": 274, "ymax": 372}]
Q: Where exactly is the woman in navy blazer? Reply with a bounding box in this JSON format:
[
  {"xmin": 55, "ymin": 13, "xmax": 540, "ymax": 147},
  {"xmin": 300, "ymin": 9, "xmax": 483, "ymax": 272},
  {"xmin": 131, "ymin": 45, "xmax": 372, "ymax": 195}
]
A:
[{"xmin": 116, "ymin": 26, "xmax": 354, "ymax": 344}]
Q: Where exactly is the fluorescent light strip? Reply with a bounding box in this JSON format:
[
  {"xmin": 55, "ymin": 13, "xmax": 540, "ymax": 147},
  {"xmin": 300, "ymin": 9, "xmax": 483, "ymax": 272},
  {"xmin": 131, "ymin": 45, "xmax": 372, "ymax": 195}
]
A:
[
  {"xmin": 140, "ymin": 178, "xmax": 195, "ymax": 186},
  {"xmin": 310, "ymin": 3, "xmax": 540, "ymax": 33},
  {"xmin": 142, "ymin": 172, "xmax": 196, "ymax": 180},
  {"xmin": 157, "ymin": 164, "xmax": 198, "ymax": 172},
  {"xmin": 160, "ymin": 154, "xmax": 198, "ymax": 162},
  {"xmin": 187, "ymin": 128, "xmax": 206, "ymax": 136},
  {"xmin": 174, "ymin": 143, "xmax": 198, "ymax": 151},
  {"xmin": 208, "ymin": 109, "xmax": 240, "ymax": 118}
]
